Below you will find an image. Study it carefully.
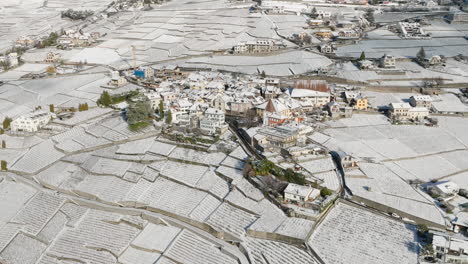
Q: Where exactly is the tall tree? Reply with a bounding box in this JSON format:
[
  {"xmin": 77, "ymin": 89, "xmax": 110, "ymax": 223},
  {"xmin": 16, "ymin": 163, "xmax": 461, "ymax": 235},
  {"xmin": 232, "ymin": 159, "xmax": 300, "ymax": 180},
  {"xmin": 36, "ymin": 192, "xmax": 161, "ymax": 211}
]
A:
[
  {"xmin": 417, "ymin": 47, "xmax": 426, "ymax": 61},
  {"xmin": 359, "ymin": 51, "xmax": 366, "ymax": 61},
  {"xmin": 98, "ymin": 91, "xmax": 112, "ymax": 107},
  {"xmin": 365, "ymin": 9, "xmax": 375, "ymax": 24},
  {"xmin": 166, "ymin": 110, "xmax": 172, "ymax": 124},
  {"xmin": 1, "ymin": 140, "xmax": 5, "ymax": 148},
  {"xmin": 158, "ymin": 100, "xmax": 164, "ymax": 118},
  {"xmin": 127, "ymin": 97, "xmax": 153, "ymax": 125},
  {"xmin": 49, "ymin": 104, "xmax": 55, "ymax": 113},
  {"xmin": 1, "ymin": 160, "xmax": 7, "ymax": 171}
]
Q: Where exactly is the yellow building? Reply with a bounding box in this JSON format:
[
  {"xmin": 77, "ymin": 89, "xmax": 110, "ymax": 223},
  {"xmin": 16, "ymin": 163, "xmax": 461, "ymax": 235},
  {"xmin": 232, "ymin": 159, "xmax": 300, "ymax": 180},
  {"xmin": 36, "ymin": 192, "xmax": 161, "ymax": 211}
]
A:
[{"xmin": 352, "ymin": 96, "xmax": 368, "ymax": 110}]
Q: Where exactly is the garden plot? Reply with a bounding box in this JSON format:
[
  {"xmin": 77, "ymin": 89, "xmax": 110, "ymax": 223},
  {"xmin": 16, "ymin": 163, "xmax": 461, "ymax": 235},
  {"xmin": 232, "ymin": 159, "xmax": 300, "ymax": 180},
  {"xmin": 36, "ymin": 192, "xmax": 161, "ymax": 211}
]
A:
[
  {"xmin": 309, "ymin": 202, "xmax": 419, "ymax": 264},
  {"xmin": 439, "ymin": 150, "xmax": 468, "ymax": 171},
  {"xmin": 221, "ymin": 156, "xmax": 246, "ymax": 170},
  {"xmin": 244, "ymin": 237, "xmax": 319, "ymax": 264},
  {"xmin": 325, "ymin": 114, "xmax": 389, "ymax": 128},
  {"xmin": 168, "ymin": 147, "xmax": 226, "ymax": 166},
  {"xmin": 140, "ymin": 177, "xmax": 211, "ymax": 218},
  {"xmin": 53, "ymin": 108, "xmax": 113, "ymax": 126},
  {"xmin": 195, "ymin": 169, "xmax": 230, "ymax": 199},
  {"xmin": 74, "ymin": 175, "xmax": 135, "ymax": 204},
  {"xmin": 313, "ymin": 170, "xmax": 340, "ymax": 192},
  {"xmin": 432, "ymin": 93, "xmax": 468, "ymax": 113},
  {"xmin": 323, "ymin": 120, "xmax": 467, "ymax": 161},
  {"xmin": 10, "ymin": 140, "xmax": 64, "ymax": 174},
  {"xmin": 446, "ymin": 172, "xmax": 468, "ymax": 190},
  {"xmin": 395, "ymin": 155, "xmax": 461, "ymax": 181},
  {"xmin": 119, "ymin": 247, "xmax": 161, "ymax": 264},
  {"xmin": 300, "ymin": 157, "xmax": 336, "ymax": 174},
  {"xmin": 0, "ymin": 178, "xmax": 37, "ymax": 223},
  {"xmin": 35, "ymin": 162, "xmax": 85, "ymax": 189},
  {"xmin": 347, "ymin": 176, "xmax": 446, "ymax": 227},
  {"xmin": 46, "ymin": 210, "xmax": 142, "ymax": 264},
  {"xmin": 273, "ymin": 217, "xmax": 314, "ymax": 241},
  {"xmin": 225, "ymin": 189, "xmax": 261, "ymax": 214},
  {"xmin": 229, "ymin": 146, "xmax": 248, "ymax": 161},
  {"xmin": 189, "ymin": 194, "xmax": 223, "ymax": 222},
  {"xmin": 148, "ymin": 140, "xmax": 176, "ymax": 156},
  {"xmin": 164, "ymin": 229, "xmax": 238, "ymax": 264},
  {"xmin": 438, "ymin": 116, "xmax": 468, "ymax": 147},
  {"xmin": 11, "ymin": 192, "xmax": 65, "ymax": 236},
  {"xmin": 0, "ymin": 149, "xmax": 27, "ymax": 165},
  {"xmin": 116, "ymin": 138, "xmax": 158, "ymax": 155},
  {"xmin": 37, "ymin": 211, "xmax": 69, "ymax": 243},
  {"xmin": 132, "ymin": 223, "xmax": 181, "ymax": 253},
  {"xmin": 81, "ymin": 157, "xmax": 133, "ymax": 177},
  {"xmin": 355, "ymin": 162, "xmax": 429, "ymax": 203},
  {"xmin": 205, "ymin": 203, "xmax": 258, "ymax": 239},
  {"xmin": 0, "ymin": 233, "xmax": 47, "ymax": 264},
  {"xmin": 159, "ymin": 160, "xmax": 209, "ymax": 187}
]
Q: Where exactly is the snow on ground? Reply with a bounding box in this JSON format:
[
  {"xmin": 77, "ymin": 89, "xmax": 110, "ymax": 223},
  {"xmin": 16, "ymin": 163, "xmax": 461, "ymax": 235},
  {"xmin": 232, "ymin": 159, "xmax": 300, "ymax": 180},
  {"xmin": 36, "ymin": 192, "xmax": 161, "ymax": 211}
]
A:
[{"xmin": 309, "ymin": 202, "xmax": 419, "ymax": 264}]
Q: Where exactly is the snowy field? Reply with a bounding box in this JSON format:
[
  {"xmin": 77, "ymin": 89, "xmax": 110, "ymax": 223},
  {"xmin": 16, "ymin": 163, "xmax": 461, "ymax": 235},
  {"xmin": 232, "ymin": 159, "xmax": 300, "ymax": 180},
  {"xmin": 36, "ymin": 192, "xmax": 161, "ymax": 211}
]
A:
[
  {"xmin": 322, "ymin": 114, "xmax": 468, "ymax": 162},
  {"xmin": 309, "ymin": 202, "xmax": 419, "ymax": 264}
]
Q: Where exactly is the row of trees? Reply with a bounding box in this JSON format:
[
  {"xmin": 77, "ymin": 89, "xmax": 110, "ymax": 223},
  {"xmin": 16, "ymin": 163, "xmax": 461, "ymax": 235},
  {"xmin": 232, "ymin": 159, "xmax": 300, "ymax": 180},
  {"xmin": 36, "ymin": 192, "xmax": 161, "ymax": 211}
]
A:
[
  {"xmin": 157, "ymin": 101, "xmax": 172, "ymax": 124},
  {"xmin": 248, "ymin": 159, "xmax": 306, "ymax": 185},
  {"xmin": 78, "ymin": 103, "xmax": 89, "ymax": 111},
  {"xmin": 61, "ymin": 9, "xmax": 94, "ymax": 20}
]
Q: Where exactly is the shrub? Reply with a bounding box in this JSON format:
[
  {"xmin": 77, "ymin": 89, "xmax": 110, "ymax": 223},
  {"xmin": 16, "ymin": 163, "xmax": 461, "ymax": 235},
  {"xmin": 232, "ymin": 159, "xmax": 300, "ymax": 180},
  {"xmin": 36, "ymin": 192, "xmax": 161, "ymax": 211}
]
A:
[
  {"xmin": 2, "ymin": 117, "xmax": 12, "ymax": 129},
  {"xmin": 1, "ymin": 160, "xmax": 7, "ymax": 171},
  {"xmin": 320, "ymin": 187, "xmax": 333, "ymax": 197}
]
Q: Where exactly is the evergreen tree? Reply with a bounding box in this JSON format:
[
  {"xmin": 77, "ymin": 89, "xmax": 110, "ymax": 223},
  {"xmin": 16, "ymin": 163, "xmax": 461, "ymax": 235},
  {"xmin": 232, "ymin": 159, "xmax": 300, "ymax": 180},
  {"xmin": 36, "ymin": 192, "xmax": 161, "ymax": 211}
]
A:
[
  {"xmin": 49, "ymin": 104, "xmax": 55, "ymax": 113},
  {"xmin": 1, "ymin": 160, "xmax": 7, "ymax": 171},
  {"xmin": 98, "ymin": 91, "xmax": 112, "ymax": 107},
  {"xmin": 127, "ymin": 97, "xmax": 153, "ymax": 125},
  {"xmin": 311, "ymin": 7, "xmax": 317, "ymax": 16},
  {"xmin": 2, "ymin": 117, "xmax": 12, "ymax": 129},
  {"xmin": 166, "ymin": 110, "xmax": 172, "ymax": 124},
  {"xmin": 365, "ymin": 9, "xmax": 375, "ymax": 24},
  {"xmin": 1, "ymin": 140, "xmax": 5, "ymax": 149},
  {"xmin": 260, "ymin": 70, "xmax": 266, "ymax": 78},
  {"xmin": 359, "ymin": 51, "xmax": 366, "ymax": 61},
  {"xmin": 158, "ymin": 100, "xmax": 164, "ymax": 118},
  {"xmin": 417, "ymin": 47, "xmax": 426, "ymax": 61}
]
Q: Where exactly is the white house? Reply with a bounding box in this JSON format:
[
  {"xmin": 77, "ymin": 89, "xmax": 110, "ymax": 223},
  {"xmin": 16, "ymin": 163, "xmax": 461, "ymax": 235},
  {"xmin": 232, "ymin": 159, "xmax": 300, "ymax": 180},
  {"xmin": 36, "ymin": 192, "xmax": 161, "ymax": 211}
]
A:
[
  {"xmin": 407, "ymin": 107, "xmax": 429, "ymax": 120},
  {"xmin": 380, "ymin": 54, "xmax": 396, "ymax": 68},
  {"xmin": 430, "ymin": 181, "xmax": 459, "ymax": 198},
  {"xmin": 108, "ymin": 71, "xmax": 127, "ymax": 87},
  {"xmin": 144, "ymin": 91, "xmax": 162, "ymax": 110},
  {"xmin": 11, "ymin": 111, "xmax": 52, "ymax": 132},
  {"xmin": 284, "ymin": 183, "xmax": 320, "ymax": 203},
  {"xmin": 199, "ymin": 108, "xmax": 228, "ymax": 134}
]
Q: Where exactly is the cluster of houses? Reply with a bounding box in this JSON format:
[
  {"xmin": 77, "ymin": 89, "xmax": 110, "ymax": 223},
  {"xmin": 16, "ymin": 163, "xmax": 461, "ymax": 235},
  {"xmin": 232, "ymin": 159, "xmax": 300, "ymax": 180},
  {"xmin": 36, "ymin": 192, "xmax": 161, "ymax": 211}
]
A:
[
  {"xmin": 232, "ymin": 39, "xmax": 286, "ymax": 54},
  {"xmin": 398, "ymin": 22, "xmax": 431, "ymax": 38},
  {"xmin": 0, "ymin": 52, "xmax": 19, "ymax": 69},
  {"xmin": 358, "ymin": 54, "xmax": 396, "ymax": 69},
  {"xmin": 57, "ymin": 30, "xmax": 101, "ymax": 48},
  {"xmin": 388, "ymin": 95, "xmax": 432, "ymax": 122}
]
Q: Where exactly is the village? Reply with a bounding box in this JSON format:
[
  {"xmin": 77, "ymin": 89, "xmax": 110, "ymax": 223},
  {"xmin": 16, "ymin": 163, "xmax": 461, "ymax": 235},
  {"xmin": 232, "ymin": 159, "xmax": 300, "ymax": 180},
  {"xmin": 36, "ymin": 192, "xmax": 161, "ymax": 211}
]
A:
[{"xmin": 0, "ymin": 0, "xmax": 468, "ymax": 263}]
